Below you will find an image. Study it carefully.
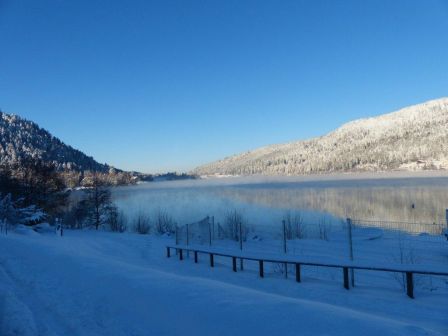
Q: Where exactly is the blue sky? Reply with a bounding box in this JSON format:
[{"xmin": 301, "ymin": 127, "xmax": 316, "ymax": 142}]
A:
[{"xmin": 1, "ymin": 0, "xmax": 447, "ymax": 173}]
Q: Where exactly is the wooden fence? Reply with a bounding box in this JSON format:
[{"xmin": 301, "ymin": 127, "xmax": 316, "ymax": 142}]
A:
[{"xmin": 166, "ymin": 245, "xmax": 448, "ymax": 299}]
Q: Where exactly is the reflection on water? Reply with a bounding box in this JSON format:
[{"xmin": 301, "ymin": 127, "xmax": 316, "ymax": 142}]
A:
[{"xmin": 112, "ymin": 176, "xmax": 448, "ymax": 233}]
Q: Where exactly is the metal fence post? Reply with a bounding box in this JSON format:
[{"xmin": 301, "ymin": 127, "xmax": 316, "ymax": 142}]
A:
[
  {"xmin": 186, "ymin": 224, "xmax": 189, "ymax": 245},
  {"xmin": 445, "ymin": 209, "xmax": 448, "ymax": 231},
  {"xmin": 239, "ymin": 221, "xmax": 243, "ymax": 270},
  {"xmin": 347, "ymin": 218, "xmax": 355, "ymax": 287},
  {"xmin": 282, "ymin": 220, "xmax": 287, "ymax": 254},
  {"xmin": 239, "ymin": 221, "xmax": 243, "ymax": 250},
  {"xmin": 208, "ymin": 216, "xmax": 212, "ymax": 246},
  {"xmin": 186, "ymin": 224, "xmax": 190, "ymax": 258},
  {"xmin": 282, "ymin": 220, "xmax": 288, "ymax": 278}
]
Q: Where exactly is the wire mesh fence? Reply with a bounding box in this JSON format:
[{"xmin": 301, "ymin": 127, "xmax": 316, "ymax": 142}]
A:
[{"xmin": 173, "ymin": 213, "xmax": 448, "ymax": 292}]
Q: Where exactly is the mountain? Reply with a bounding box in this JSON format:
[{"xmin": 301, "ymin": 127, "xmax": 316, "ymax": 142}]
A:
[
  {"xmin": 0, "ymin": 111, "xmax": 111, "ymax": 172},
  {"xmin": 193, "ymin": 98, "xmax": 448, "ymax": 176}
]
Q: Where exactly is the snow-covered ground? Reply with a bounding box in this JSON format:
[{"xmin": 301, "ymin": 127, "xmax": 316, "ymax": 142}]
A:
[{"xmin": 1, "ymin": 229, "xmax": 447, "ymax": 336}]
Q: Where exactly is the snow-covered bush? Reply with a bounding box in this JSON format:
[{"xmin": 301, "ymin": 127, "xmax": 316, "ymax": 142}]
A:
[
  {"xmin": 0, "ymin": 193, "xmax": 18, "ymax": 224},
  {"xmin": 18, "ymin": 205, "xmax": 46, "ymax": 225},
  {"xmin": 0, "ymin": 193, "xmax": 46, "ymax": 226}
]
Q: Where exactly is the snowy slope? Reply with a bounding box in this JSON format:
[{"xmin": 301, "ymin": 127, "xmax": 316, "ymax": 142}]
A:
[
  {"xmin": 193, "ymin": 98, "xmax": 448, "ymax": 176},
  {"xmin": 1, "ymin": 230, "xmax": 447, "ymax": 336},
  {"xmin": 0, "ymin": 112, "xmax": 110, "ymax": 172}
]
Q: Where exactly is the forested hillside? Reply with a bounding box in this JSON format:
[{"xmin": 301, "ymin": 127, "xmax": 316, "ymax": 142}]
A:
[
  {"xmin": 0, "ymin": 112, "xmax": 109, "ymax": 172},
  {"xmin": 193, "ymin": 98, "xmax": 448, "ymax": 176},
  {"xmin": 0, "ymin": 111, "xmax": 140, "ymax": 187}
]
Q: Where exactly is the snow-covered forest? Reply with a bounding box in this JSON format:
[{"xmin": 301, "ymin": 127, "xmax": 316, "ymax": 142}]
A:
[
  {"xmin": 193, "ymin": 98, "xmax": 448, "ymax": 176},
  {"xmin": 0, "ymin": 112, "xmax": 109, "ymax": 172},
  {"xmin": 0, "ymin": 112, "xmax": 140, "ymax": 187}
]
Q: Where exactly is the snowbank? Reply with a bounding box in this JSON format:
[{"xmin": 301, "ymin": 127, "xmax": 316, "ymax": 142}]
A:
[
  {"xmin": 0, "ymin": 268, "xmax": 38, "ymax": 336},
  {"xmin": 0, "ymin": 231, "xmax": 446, "ymax": 336}
]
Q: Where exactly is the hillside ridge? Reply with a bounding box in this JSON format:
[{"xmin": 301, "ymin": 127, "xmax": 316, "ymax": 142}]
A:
[{"xmin": 193, "ymin": 98, "xmax": 448, "ymax": 176}]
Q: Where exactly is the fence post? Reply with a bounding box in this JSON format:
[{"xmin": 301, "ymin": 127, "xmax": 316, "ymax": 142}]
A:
[
  {"xmin": 259, "ymin": 260, "xmax": 264, "ymax": 278},
  {"xmin": 282, "ymin": 220, "xmax": 287, "ymax": 254},
  {"xmin": 175, "ymin": 226, "xmax": 179, "ymax": 245},
  {"xmin": 179, "ymin": 249, "xmax": 183, "ymax": 261},
  {"xmin": 212, "ymin": 216, "xmax": 215, "ymax": 241},
  {"xmin": 343, "ymin": 267, "xmax": 349, "ymax": 290},
  {"xmin": 166, "ymin": 247, "xmax": 171, "ymax": 258},
  {"xmin": 186, "ymin": 224, "xmax": 190, "ymax": 258},
  {"xmin": 295, "ymin": 263, "xmax": 301, "ymax": 282},
  {"xmin": 210, "ymin": 253, "xmax": 214, "ymax": 267},
  {"xmin": 406, "ymin": 272, "xmax": 414, "ymax": 299},
  {"xmin": 347, "ymin": 218, "xmax": 355, "ymax": 287},
  {"xmin": 445, "ymin": 209, "xmax": 448, "ymax": 231},
  {"xmin": 282, "ymin": 220, "xmax": 288, "ymax": 278},
  {"xmin": 208, "ymin": 216, "xmax": 212, "ymax": 246},
  {"xmin": 194, "ymin": 251, "xmax": 198, "ymax": 263},
  {"xmin": 239, "ymin": 221, "xmax": 244, "ymax": 270},
  {"xmin": 239, "ymin": 221, "xmax": 243, "ymax": 250},
  {"xmin": 232, "ymin": 257, "xmax": 237, "ymax": 272}
]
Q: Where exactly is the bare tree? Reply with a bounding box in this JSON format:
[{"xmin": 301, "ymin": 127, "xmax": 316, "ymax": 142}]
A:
[
  {"xmin": 153, "ymin": 209, "xmax": 176, "ymax": 235},
  {"xmin": 84, "ymin": 172, "xmax": 112, "ymax": 230},
  {"xmin": 224, "ymin": 210, "xmax": 248, "ymax": 241}
]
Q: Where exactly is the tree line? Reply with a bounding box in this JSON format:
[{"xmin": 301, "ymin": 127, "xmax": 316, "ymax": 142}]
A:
[
  {"xmin": 0, "ymin": 159, "xmax": 178, "ymax": 235},
  {"xmin": 0, "ymin": 159, "xmax": 120, "ymax": 230}
]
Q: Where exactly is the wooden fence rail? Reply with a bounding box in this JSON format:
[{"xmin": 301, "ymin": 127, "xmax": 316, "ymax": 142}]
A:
[{"xmin": 166, "ymin": 245, "xmax": 448, "ymax": 299}]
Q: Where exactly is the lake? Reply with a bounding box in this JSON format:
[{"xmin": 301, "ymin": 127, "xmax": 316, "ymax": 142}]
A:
[{"xmin": 111, "ymin": 172, "xmax": 448, "ymax": 234}]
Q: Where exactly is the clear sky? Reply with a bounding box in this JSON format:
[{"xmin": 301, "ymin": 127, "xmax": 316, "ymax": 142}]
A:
[{"xmin": 1, "ymin": 0, "xmax": 447, "ymax": 173}]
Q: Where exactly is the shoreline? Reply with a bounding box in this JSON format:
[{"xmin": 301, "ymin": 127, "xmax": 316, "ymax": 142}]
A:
[{"xmin": 116, "ymin": 170, "xmax": 448, "ymax": 190}]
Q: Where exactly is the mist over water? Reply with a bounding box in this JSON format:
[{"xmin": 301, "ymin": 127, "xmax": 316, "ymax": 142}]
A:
[{"xmin": 111, "ymin": 175, "xmax": 448, "ymax": 233}]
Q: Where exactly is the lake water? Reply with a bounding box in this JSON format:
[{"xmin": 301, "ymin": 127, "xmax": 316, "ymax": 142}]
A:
[{"xmin": 111, "ymin": 174, "xmax": 448, "ymax": 233}]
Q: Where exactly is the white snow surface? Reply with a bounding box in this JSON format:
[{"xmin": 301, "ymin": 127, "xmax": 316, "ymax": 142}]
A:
[{"xmin": 0, "ymin": 229, "xmax": 447, "ymax": 336}]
